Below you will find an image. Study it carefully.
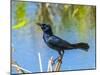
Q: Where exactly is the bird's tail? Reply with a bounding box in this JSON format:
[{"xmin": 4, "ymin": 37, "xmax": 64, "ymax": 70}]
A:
[{"xmin": 72, "ymin": 43, "xmax": 89, "ymax": 51}]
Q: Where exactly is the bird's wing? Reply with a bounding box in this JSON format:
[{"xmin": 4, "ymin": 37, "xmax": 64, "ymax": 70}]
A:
[{"xmin": 48, "ymin": 36, "xmax": 72, "ymax": 49}]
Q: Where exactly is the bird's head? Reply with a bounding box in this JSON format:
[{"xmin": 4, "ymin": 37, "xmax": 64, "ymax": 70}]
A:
[{"xmin": 37, "ymin": 23, "xmax": 53, "ymax": 35}]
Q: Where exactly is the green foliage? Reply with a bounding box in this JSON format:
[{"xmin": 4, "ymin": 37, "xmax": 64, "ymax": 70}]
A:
[
  {"xmin": 16, "ymin": 2, "xmax": 26, "ymax": 22},
  {"xmin": 12, "ymin": 19, "xmax": 27, "ymax": 30},
  {"xmin": 12, "ymin": 2, "xmax": 96, "ymax": 41},
  {"xmin": 12, "ymin": 1, "xmax": 27, "ymax": 30}
]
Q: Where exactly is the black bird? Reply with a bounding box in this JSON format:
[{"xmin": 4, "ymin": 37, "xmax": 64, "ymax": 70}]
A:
[{"xmin": 37, "ymin": 23, "xmax": 89, "ymax": 57}]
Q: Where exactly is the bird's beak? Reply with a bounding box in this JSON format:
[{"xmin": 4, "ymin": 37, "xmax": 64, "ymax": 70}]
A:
[{"xmin": 36, "ymin": 23, "xmax": 42, "ymax": 26}]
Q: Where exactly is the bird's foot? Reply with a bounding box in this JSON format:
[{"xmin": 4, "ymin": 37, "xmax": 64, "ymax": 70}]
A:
[
  {"xmin": 53, "ymin": 57, "xmax": 59, "ymax": 62},
  {"xmin": 58, "ymin": 56, "xmax": 62, "ymax": 63},
  {"xmin": 53, "ymin": 56, "xmax": 63, "ymax": 64}
]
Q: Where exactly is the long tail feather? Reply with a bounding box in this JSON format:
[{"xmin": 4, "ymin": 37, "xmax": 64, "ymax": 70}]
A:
[{"xmin": 72, "ymin": 43, "xmax": 89, "ymax": 51}]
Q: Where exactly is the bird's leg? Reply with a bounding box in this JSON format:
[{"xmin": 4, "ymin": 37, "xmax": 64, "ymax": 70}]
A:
[
  {"xmin": 58, "ymin": 51, "xmax": 64, "ymax": 63},
  {"xmin": 54, "ymin": 50, "xmax": 64, "ymax": 64},
  {"xmin": 62, "ymin": 50, "xmax": 64, "ymax": 57},
  {"xmin": 57, "ymin": 50, "xmax": 64, "ymax": 64},
  {"xmin": 53, "ymin": 51, "xmax": 62, "ymax": 63},
  {"xmin": 58, "ymin": 51, "xmax": 62, "ymax": 56}
]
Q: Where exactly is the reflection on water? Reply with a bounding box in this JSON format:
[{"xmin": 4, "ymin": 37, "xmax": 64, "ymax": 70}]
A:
[{"xmin": 12, "ymin": 1, "xmax": 96, "ymax": 73}]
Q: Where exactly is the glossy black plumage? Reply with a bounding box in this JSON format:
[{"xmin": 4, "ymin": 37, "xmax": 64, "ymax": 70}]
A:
[{"xmin": 38, "ymin": 23, "xmax": 89, "ymax": 56}]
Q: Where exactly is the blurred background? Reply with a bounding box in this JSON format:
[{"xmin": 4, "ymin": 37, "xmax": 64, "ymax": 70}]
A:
[{"xmin": 11, "ymin": 1, "xmax": 96, "ymax": 74}]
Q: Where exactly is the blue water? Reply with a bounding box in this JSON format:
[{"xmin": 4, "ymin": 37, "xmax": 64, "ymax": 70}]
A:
[{"xmin": 12, "ymin": 1, "xmax": 96, "ymax": 73}]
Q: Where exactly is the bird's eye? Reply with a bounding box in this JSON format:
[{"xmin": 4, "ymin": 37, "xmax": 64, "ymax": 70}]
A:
[{"xmin": 41, "ymin": 25, "xmax": 46, "ymax": 30}]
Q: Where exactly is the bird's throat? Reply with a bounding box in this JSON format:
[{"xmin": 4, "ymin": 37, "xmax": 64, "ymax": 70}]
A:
[
  {"xmin": 43, "ymin": 33, "xmax": 52, "ymax": 38},
  {"xmin": 43, "ymin": 32, "xmax": 53, "ymax": 42},
  {"xmin": 43, "ymin": 30, "xmax": 53, "ymax": 36}
]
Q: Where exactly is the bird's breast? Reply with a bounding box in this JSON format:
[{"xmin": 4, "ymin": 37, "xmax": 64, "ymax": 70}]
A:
[
  {"xmin": 43, "ymin": 34, "xmax": 53, "ymax": 47},
  {"xmin": 43, "ymin": 34, "xmax": 60, "ymax": 50},
  {"xmin": 43, "ymin": 33, "xmax": 50, "ymax": 43}
]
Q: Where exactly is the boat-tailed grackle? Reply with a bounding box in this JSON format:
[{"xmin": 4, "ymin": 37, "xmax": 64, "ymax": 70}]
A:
[{"xmin": 37, "ymin": 23, "xmax": 89, "ymax": 58}]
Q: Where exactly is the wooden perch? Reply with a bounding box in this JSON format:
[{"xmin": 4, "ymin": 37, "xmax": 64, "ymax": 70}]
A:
[
  {"xmin": 54, "ymin": 56, "xmax": 62, "ymax": 71},
  {"xmin": 47, "ymin": 56, "xmax": 54, "ymax": 72},
  {"xmin": 47, "ymin": 55, "xmax": 63, "ymax": 72}
]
